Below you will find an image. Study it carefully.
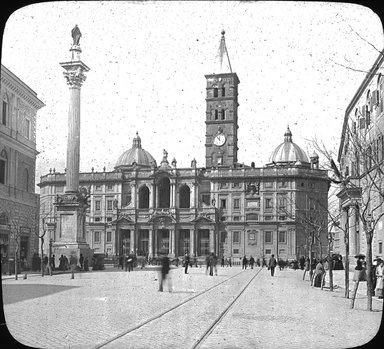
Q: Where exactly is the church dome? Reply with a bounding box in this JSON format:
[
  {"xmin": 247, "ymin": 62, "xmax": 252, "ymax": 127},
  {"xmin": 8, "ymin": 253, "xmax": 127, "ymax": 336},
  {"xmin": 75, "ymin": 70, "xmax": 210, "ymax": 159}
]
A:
[
  {"xmin": 268, "ymin": 126, "xmax": 310, "ymax": 165},
  {"xmin": 115, "ymin": 132, "xmax": 156, "ymax": 169}
]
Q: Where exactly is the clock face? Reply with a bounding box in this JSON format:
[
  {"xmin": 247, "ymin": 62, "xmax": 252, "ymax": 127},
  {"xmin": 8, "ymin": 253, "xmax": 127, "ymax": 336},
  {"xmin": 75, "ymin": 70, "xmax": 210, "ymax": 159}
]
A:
[{"xmin": 214, "ymin": 134, "xmax": 226, "ymax": 146}]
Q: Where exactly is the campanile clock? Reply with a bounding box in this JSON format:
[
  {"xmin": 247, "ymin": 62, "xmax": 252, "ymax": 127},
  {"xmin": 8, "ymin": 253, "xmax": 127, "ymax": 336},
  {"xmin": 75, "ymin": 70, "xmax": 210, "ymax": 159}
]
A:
[{"xmin": 205, "ymin": 72, "xmax": 240, "ymax": 167}]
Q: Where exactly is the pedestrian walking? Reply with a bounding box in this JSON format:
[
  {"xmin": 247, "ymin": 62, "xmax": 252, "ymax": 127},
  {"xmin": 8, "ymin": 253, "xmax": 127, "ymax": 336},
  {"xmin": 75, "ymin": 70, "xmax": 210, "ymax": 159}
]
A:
[
  {"xmin": 208, "ymin": 252, "xmax": 217, "ymax": 276},
  {"xmin": 205, "ymin": 254, "xmax": 210, "ymax": 274},
  {"xmin": 184, "ymin": 251, "xmax": 190, "ymax": 274},
  {"xmin": 268, "ymin": 254, "xmax": 277, "ymax": 276},
  {"xmin": 221, "ymin": 256, "xmax": 225, "ymax": 267},
  {"xmin": 249, "ymin": 256, "xmax": 255, "ymax": 269},
  {"xmin": 84, "ymin": 257, "xmax": 89, "ymax": 271},
  {"xmin": 158, "ymin": 255, "xmax": 172, "ymax": 292},
  {"xmin": 79, "ymin": 254, "xmax": 84, "ymax": 270},
  {"xmin": 126, "ymin": 250, "xmax": 135, "ymax": 272},
  {"xmin": 242, "ymin": 255, "xmax": 248, "ymax": 269},
  {"xmin": 375, "ymin": 259, "xmax": 383, "ymax": 299},
  {"xmin": 51, "ymin": 254, "xmax": 55, "ymax": 271},
  {"xmin": 350, "ymin": 254, "xmax": 367, "ymax": 308},
  {"xmin": 262, "ymin": 258, "xmax": 267, "ymax": 268}
]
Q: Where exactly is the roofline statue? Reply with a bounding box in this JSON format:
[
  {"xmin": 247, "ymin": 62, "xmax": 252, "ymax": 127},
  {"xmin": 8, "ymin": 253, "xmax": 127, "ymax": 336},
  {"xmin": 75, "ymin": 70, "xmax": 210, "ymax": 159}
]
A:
[{"xmin": 71, "ymin": 25, "xmax": 82, "ymax": 46}]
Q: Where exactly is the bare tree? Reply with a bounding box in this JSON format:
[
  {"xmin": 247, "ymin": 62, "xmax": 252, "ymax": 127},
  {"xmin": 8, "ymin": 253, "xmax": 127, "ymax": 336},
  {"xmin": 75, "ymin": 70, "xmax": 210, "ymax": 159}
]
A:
[
  {"xmin": 0, "ymin": 206, "xmax": 35, "ymax": 280},
  {"xmin": 313, "ymin": 119, "xmax": 384, "ymax": 311}
]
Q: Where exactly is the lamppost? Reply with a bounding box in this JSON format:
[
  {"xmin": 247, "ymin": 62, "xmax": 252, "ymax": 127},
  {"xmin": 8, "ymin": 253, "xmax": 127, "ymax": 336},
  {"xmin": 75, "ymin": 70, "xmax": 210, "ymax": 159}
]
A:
[
  {"xmin": 113, "ymin": 198, "xmax": 120, "ymax": 259},
  {"xmin": 48, "ymin": 238, "xmax": 53, "ymax": 276}
]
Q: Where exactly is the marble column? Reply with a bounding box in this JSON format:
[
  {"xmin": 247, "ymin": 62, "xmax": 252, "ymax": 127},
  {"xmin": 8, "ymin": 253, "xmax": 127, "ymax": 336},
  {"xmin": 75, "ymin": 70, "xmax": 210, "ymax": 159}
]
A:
[
  {"xmin": 170, "ymin": 229, "xmax": 175, "ymax": 256},
  {"xmin": 149, "ymin": 183, "xmax": 154, "ymax": 208},
  {"xmin": 130, "ymin": 229, "xmax": 135, "ymax": 253},
  {"xmin": 209, "ymin": 229, "xmax": 214, "ymax": 253},
  {"xmin": 60, "ymin": 45, "xmax": 89, "ymax": 193},
  {"xmin": 190, "ymin": 229, "xmax": 195, "ymax": 256},
  {"xmin": 148, "ymin": 228, "xmax": 153, "ymax": 258}
]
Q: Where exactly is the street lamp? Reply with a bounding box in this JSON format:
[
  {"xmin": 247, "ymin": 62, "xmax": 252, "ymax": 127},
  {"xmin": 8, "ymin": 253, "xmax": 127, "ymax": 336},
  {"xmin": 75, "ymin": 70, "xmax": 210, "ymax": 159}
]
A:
[{"xmin": 49, "ymin": 238, "xmax": 53, "ymax": 276}]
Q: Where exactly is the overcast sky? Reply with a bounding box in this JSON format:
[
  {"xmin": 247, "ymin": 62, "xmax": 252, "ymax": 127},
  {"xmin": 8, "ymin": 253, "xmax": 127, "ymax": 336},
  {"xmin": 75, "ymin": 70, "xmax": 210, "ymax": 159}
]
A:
[{"xmin": 1, "ymin": 1, "xmax": 384, "ymax": 189}]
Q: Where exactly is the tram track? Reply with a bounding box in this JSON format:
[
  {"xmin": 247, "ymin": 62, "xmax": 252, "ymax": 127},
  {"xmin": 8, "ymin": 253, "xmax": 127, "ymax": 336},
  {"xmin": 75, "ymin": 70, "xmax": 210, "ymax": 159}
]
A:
[{"xmin": 95, "ymin": 268, "xmax": 261, "ymax": 349}]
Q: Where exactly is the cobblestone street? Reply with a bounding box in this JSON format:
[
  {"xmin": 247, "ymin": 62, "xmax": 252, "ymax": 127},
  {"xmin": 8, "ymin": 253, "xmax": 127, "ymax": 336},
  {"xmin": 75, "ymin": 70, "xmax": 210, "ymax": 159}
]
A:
[{"xmin": 2, "ymin": 266, "xmax": 383, "ymax": 349}]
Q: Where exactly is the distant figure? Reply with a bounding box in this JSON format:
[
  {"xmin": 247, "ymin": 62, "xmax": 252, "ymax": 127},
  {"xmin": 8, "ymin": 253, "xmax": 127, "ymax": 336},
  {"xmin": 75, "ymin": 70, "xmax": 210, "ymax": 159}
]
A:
[
  {"xmin": 184, "ymin": 252, "xmax": 190, "ymax": 274},
  {"xmin": 249, "ymin": 256, "xmax": 255, "ymax": 269},
  {"xmin": 118, "ymin": 255, "xmax": 124, "ymax": 269},
  {"xmin": 299, "ymin": 256, "xmax": 305, "ymax": 270},
  {"xmin": 221, "ymin": 256, "xmax": 225, "ymax": 267},
  {"xmin": 256, "ymin": 258, "xmax": 260, "ymax": 267},
  {"xmin": 209, "ymin": 252, "xmax": 217, "ymax": 276},
  {"xmin": 175, "ymin": 255, "xmax": 179, "ymax": 267},
  {"xmin": 313, "ymin": 260, "xmax": 324, "ymax": 288},
  {"xmin": 127, "ymin": 251, "xmax": 135, "ymax": 272},
  {"xmin": 262, "ymin": 258, "xmax": 267, "ymax": 268},
  {"xmin": 227, "ymin": 257, "xmax": 232, "ymax": 267},
  {"xmin": 159, "ymin": 255, "xmax": 171, "ymax": 292},
  {"xmin": 375, "ymin": 259, "xmax": 383, "ymax": 299},
  {"xmin": 51, "ymin": 254, "xmax": 55, "ymax": 271},
  {"xmin": 84, "ymin": 257, "xmax": 89, "ymax": 271},
  {"xmin": 79, "ymin": 254, "xmax": 84, "ymax": 270},
  {"xmin": 268, "ymin": 254, "xmax": 277, "ymax": 277},
  {"xmin": 205, "ymin": 254, "xmax": 210, "ymax": 274},
  {"xmin": 242, "ymin": 256, "xmax": 248, "ymax": 270},
  {"xmin": 58, "ymin": 254, "xmax": 65, "ymax": 271},
  {"xmin": 64, "ymin": 255, "xmax": 69, "ymax": 270}
]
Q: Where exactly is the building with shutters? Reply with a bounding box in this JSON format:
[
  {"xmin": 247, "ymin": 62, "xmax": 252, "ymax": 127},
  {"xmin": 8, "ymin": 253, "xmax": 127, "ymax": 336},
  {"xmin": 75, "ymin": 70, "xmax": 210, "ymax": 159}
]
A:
[
  {"xmin": 0, "ymin": 64, "xmax": 45, "ymax": 272},
  {"xmin": 335, "ymin": 52, "xmax": 384, "ymax": 262},
  {"xmin": 38, "ymin": 32, "xmax": 329, "ymax": 263}
]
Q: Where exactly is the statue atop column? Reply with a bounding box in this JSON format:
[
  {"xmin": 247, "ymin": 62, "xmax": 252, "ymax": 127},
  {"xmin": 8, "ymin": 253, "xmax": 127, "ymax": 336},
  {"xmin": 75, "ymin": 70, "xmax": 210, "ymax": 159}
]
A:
[{"xmin": 71, "ymin": 25, "xmax": 82, "ymax": 46}]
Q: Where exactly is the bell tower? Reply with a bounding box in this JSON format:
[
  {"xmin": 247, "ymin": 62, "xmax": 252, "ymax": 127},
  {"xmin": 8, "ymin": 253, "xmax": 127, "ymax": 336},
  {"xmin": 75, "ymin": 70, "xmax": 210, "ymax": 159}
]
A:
[{"xmin": 205, "ymin": 30, "xmax": 240, "ymax": 168}]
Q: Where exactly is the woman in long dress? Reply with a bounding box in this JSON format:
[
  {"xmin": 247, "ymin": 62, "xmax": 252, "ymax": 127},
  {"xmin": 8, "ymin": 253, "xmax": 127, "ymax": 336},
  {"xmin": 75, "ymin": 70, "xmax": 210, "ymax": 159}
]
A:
[
  {"xmin": 313, "ymin": 260, "xmax": 324, "ymax": 288},
  {"xmin": 375, "ymin": 259, "xmax": 384, "ymax": 299}
]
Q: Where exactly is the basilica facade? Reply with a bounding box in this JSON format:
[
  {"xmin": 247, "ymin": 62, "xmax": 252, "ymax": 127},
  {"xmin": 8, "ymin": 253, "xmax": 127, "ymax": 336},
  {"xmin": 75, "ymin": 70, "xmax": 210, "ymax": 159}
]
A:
[{"xmin": 38, "ymin": 34, "xmax": 329, "ymax": 262}]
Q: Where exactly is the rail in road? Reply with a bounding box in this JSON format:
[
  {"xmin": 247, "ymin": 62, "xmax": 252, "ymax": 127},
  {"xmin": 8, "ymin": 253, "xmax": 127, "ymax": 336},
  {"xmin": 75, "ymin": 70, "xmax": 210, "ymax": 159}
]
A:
[{"xmin": 94, "ymin": 268, "xmax": 262, "ymax": 349}]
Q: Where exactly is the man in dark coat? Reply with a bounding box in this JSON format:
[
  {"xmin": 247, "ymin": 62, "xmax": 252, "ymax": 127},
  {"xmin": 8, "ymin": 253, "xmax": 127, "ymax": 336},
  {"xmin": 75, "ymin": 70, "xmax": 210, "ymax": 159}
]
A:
[
  {"xmin": 242, "ymin": 256, "xmax": 248, "ymax": 269},
  {"xmin": 268, "ymin": 254, "xmax": 277, "ymax": 276},
  {"xmin": 184, "ymin": 251, "xmax": 190, "ymax": 274},
  {"xmin": 249, "ymin": 256, "xmax": 255, "ymax": 269}
]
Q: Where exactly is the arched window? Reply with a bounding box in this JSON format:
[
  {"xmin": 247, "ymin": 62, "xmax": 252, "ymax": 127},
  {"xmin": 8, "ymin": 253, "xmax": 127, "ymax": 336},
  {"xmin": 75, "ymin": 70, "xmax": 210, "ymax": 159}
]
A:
[
  {"xmin": 221, "ymin": 109, "xmax": 225, "ymax": 120},
  {"xmin": 179, "ymin": 184, "xmax": 190, "ymax": 208},
  {"xmin": 214, "ymin": 109, "xmax": 219, "ymax": 120},
  {"xmin": 24, "ymin": 168, "xmax": 29, "ymax": 192},
  {"xmin": 138, "ymin": 185, "xmax": 150, "ymax": 208},
  {"xmin": 2, "ymin": 94, "xmax": 8, "ymax": 126},
  {"xmin": 0, "ymin": 149, "xmax": 7, "ymax": 185},
  {"xmin": 221, "ymin": 85, "xmax": 225, "ymax": 97},
  {"xmin": 158, "ymin": 177, "xmax": 170, "ymax": 208},
  {"xmin": 213, "ymin": 87, "xmax": 218, "ymax": 98},
  {"xmin": 367, "ymin": 90, "xmax": 372, "ymax": 113}
]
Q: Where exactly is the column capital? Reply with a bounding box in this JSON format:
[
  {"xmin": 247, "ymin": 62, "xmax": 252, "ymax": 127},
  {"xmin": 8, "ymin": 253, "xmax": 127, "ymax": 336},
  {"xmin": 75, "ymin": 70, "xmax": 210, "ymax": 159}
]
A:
[{"xmin": 60, "ymin": 60, "xmax": 90, "ymax": 88}]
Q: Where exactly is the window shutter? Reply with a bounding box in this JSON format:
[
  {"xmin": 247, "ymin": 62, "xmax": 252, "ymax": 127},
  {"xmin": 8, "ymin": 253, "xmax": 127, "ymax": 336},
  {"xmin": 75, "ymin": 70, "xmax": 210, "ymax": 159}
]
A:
[
  {"xmin": 366, "ymin": 112, "xmax": 370, "ymax": 126},
  {"xmin": 372, "ymin": 90, "xmax": 379, "ymax": 106},
  {"xmin": 361, "ymin": 105, "xmax": 366, "ymax": 117},
  {"xmin": 359, "ymin": 117, "xmax": 365, "ymax": 129}
]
